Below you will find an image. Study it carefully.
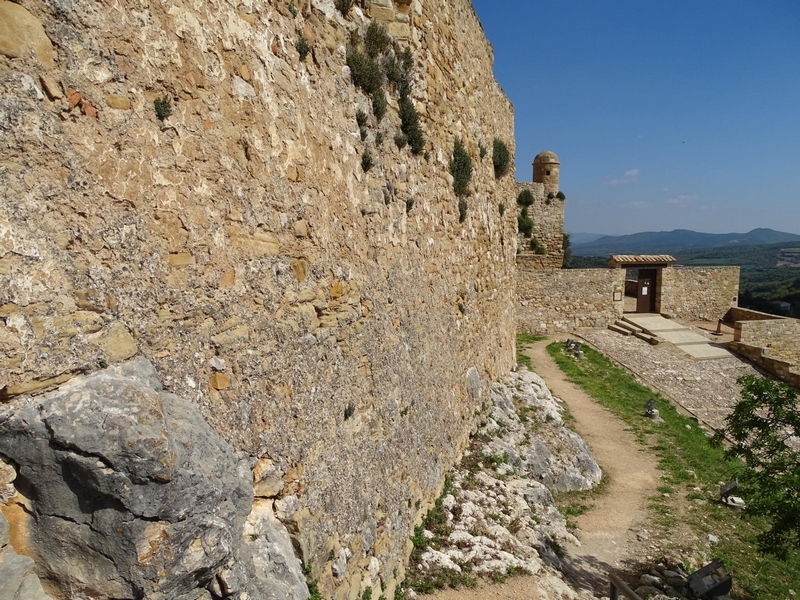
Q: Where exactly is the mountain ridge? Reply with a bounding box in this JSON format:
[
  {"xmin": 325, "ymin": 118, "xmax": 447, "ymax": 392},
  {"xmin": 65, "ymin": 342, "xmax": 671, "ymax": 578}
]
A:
[{"xmin": 572, "ymin": 228, "xmax": 800, "ymax": 256}]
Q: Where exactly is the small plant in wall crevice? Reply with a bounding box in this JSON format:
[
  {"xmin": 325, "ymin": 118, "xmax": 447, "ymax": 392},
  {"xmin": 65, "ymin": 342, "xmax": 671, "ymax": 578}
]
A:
[
  {"xmin": 492, "ymin": 138, "xmax": 511, "ymax": 178},
  {"xmin": 296, "ymin": 36, "xmax": 310, "ymax": 61},
  {"xmin": 154, "ymin": 96, "xmax": 172, "ymax": 121},
  {"xmin": 450, "ymin": 138, "xmax": 472, "ymax": 198}
]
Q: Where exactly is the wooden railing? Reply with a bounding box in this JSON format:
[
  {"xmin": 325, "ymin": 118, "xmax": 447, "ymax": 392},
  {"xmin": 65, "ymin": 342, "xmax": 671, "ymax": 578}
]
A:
[{"xmin": 609, "ymin": 573, "xmax": 641, "ymax": 600}]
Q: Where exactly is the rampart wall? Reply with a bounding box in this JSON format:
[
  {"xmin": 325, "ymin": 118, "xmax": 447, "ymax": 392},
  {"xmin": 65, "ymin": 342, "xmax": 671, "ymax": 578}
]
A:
[
  {"xmin": 516, "ymin": 268, "xmax": 625, "ymax": 334},
  {"xmin": 658, "ymin": 266, "xmax": 740, "ymax": 321},
  {"xmin": 0, "ymin": 0, "xmax": 517, "ymax": 596},
  {"xmin": 515, "ymin": 182, "xmax": 564, "ymax": 269}
]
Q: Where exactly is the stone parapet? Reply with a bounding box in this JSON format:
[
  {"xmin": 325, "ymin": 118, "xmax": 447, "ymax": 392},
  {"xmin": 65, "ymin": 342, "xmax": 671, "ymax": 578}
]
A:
[
  {"xmin": 516, "ymin": 268, "xmax": 625, "ymax": 334},
  {"xmin": 658, "ymin": 266, "xmax": 740, "ymax": 321}
]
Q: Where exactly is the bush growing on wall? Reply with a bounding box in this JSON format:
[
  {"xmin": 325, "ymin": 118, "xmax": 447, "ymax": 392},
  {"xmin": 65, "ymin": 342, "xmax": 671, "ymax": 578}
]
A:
[
  {"xmin": 556, "ymin": 191, "xmax": 566, "ymax": 200},
  {"xmin": 399, "ymin": 97, "xmax": 424, "ymax": 155},
  {"xmin": 492, "ymin": 138, "xmax": 510, "ymax": 178},
  {"xmin": 347, "ymin": 48, "xmax": 382, "ymax": 95},
  {"xmin": 372, "ymin": 90, "xmax": 387, "ymax": 122},
  {"xmin": 296, "ymin": 36, "xmax": 310, "ymax": 61},
  {"xmin": 517, "ymin": 189, "xmax": 534, "ymax": 207},
  {"xmin": 517, "ymin": 207, "xmax": 533, "ymax": 237},
  {"xmin": 365, "ymin": 22, "xmax": 391, "ymax": 58},
  {"xmin": 335, "ymin": 0, "xmax": 354, "ymax": 16},
  {"xmin": 458, "ymin": 199, "xmax": 468, "ymax": 223},
  {"xmin": 450, "ymin": 138, "xmax": 472, "ymax": 197}
]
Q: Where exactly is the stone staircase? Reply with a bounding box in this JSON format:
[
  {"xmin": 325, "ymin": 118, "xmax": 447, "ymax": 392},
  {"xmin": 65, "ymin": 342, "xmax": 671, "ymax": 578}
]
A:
[
  {"xmin": 609, "ymin": 314, "xmax": 733, "ymax": 360},
  {"xmin": 608, "ymin": 317, "xmax": 660, "ymax": 345}
]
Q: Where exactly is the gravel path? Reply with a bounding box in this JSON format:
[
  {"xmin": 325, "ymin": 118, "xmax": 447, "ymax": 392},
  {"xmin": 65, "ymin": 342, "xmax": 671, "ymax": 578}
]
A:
[
  {"xmin": 577, "ymin": 329, "xmax": 761, "ymax": 431},
  {"xmin": 525, "ymin": 339, "xmax": 659, "ymax": 593}
]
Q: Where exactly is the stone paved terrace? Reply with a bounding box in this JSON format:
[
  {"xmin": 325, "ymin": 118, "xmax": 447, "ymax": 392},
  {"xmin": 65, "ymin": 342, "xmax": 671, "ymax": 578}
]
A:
[{"xmin": 578, "ymin": 328, "xmax": 762, "ymax": 431}]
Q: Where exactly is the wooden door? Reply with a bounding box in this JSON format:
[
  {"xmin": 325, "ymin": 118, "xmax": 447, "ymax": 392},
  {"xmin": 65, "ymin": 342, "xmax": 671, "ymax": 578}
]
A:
[{"xmin": 637, "ymin": 269, "xmax": 656, "ymax": 313}]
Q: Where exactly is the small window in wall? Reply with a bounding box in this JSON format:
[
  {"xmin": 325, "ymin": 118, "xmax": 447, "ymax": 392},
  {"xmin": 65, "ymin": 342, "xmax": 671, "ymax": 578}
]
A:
[{"xmin": 546, "ymin": 170, "xmax": 551, "ymax": 176}]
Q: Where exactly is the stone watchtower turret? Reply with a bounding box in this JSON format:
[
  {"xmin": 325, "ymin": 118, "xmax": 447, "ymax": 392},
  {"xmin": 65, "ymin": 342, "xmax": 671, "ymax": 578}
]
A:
[{"xmin": 533, "ymin": 150, "xmax": 560, "ymax": 190}]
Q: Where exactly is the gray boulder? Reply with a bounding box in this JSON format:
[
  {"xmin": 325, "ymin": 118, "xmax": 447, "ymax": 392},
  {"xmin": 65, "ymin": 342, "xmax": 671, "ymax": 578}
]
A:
[
  {"xmin": 0, "ymin": 512, "xmax": 51, "ymax": 600},
  {"xmin": 0, "ymin": 357, "xmax": 307, "ymax": 600}
]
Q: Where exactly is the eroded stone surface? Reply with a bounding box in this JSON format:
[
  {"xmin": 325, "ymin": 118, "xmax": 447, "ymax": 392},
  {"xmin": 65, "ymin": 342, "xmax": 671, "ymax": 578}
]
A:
[{"xmin": 0, "ymin": 358, "xmax": 307, "ymax": 600}]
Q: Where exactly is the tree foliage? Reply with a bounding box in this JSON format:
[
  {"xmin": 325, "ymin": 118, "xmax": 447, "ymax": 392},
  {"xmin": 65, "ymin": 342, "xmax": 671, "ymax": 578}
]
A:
[
  {"xmin": 449, "ymin": 138, "xmax": 472, "ymax": 198},
  {"xmin": 562, "ymin": 233, "xmax": 572, "ymax": 268},
  {"xmin": 713, "ymin": 375, "xmax": 800, "ymax": 560},
  {"xmin": 492, "ymin": 138, "xmax": 510, "ymax": 178}
]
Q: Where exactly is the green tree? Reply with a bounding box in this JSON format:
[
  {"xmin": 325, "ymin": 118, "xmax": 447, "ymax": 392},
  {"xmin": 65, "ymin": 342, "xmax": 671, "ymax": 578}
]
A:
[
  {"xmin": 713, "ymin": 375, "xmax": 800, "ymax": 560},
  {"xmin": 562, "ymin": 233, "xmax": 572, "ymax": 268}
]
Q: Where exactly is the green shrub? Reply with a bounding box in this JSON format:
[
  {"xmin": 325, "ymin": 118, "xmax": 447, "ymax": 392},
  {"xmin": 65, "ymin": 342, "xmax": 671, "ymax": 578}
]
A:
[
  {"xmin": 406, "ymin": 198, "xmax": 414, "ymax": 214},
  {"xmin": 517, "ymin": 189, "xmax": 534, "ymax": 206},
  {"xmin": 382, "ymin": 53, "xmax": 402, "ymax": 86},
  {"xmin": 347, "ymin": 47, "xmax": 383, "ymax": 95},
  {"xmin": 498, "ymin": 203, "xmax": 506, "ymax": 216},
  {"xmin": 479, "ymin": 143, "xmax": 487, "ymax": 159},
  {"xmin": 365, "ymin": 22, "xmax": 391, "ymax": 58},
  {"xmin": 289, "ymin": 0, "xmax": 298, "ymax": 17},
  {"xmin": 517, "ymin": 209, "xmax": 533, "ymax": 237},
  {"xmin": 362, "ymin": 150, "xmax": 374, "ymax": 172},
  {"xmin": 335, "ymin": 0, "xmax": 354, "ymax": 15},
  {"xmin": 556, "ymin": 190, "xmax": 566, "ymax": 200},
  {"xmin": 372, "ymin": 90, "xmax": 387, "ymax": 121},
  {"xmin": 154, "ymin": 96, "xmax": 172, "ymax": 121},
  {"xmin": 458, "ymin": 199, "xmax": 468, "ymax": 223},
  {"xmin": 296, "ymin": 36, "xmax": 310, "ymax": 61},
  {"xmin": 449, "ymin": 138, "xmax": 472, "ymax": 197},
  {"xmin": 376, "ymin": 131, "xmax": 384, "ymax": 146},
  {"xmin": 356, "ymin": 109, "xmax": 368, "ymax": 129},
  {"xmin": 492, "ymin": 138, "xmax": 510, "ymax": 178},
  {"xmin": 400, "ymin": 47, "xmax": 413, "ymax": 71},
  {"xmin": 399, "ymin": 97, "xmax": 424, "ymax": 155},
  {"xmin": 530, "ymin": 238, "xmax": 546, "ymax": 254},
  {"xmin": 547, "ymin": 191, "xmax": 555, "ymax": 199},
  {"xmin": 394, "ymin": 131, "xmax": 408, "ymax": 149}
]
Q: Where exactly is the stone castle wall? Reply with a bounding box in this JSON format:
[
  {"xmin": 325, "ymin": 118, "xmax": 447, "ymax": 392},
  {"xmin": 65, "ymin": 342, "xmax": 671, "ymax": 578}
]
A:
[
  {"xmin": 733, "ymin": 313, "xmax": 800, "ymax": 367},
  {"xmin": 0, "ymin": 0, "xmax": 518, "ymax": 596},
  {"xmin": 658, "ymin": 266, "xmax": 740, "ymax": 322},
  {"xmin": 515, "ymin": 182, "xmax": 564, "ymax": 268},
  {"xmin": 516, "ymin": 268, "xmax": 625, "ymax": 334}
]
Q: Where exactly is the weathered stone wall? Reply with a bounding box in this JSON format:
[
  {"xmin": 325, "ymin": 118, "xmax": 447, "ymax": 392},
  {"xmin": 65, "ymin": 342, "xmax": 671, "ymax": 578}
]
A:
[
  {"xmin": 658, "ymin": 266, "xmax": 740, "ymax": 321},
  {"xmin": 733, "ymin": 315, "xmax": 800, "ymax": 367},
  {"xmin": 515, "ymin": 182, "xmax": 564, "ymax": 268},
  {"xmin": 0, "ymin": 0, "xmax": 518, "ymax": 596},
  {"xmin": 516, "ymin": 268, "xmax": 625, "ymax": 334},
  {"xmin": 727, "ymin": 306, "xmax": 777, "ymax": 323}
]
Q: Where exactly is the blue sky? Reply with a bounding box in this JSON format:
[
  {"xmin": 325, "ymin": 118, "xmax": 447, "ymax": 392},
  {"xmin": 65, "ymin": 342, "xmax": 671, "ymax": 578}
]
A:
[{"xmin": 471, "ymin": 0, "xmax": 800, "ymax": 235}]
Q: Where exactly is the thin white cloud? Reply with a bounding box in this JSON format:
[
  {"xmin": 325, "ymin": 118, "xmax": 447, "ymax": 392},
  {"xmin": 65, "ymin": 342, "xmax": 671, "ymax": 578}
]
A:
[
  {"xmin": 666, "ymin": 194, "xmax": 698, "ymax": 208},
  {"xmin": 604, "ymin": 169, "xmax": 639, "ymax": 186},
  {"xmin": 623, "ymin": 200, "xmax": 649, "ymax": 209}
]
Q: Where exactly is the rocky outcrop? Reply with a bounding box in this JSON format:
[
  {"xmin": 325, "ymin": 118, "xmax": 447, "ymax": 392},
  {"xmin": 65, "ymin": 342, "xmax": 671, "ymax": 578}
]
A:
[
  {"xmin": 487, "ymin": 370, "xmax": 602, "ymax": 492},
  {"xmin": 0, "ymin": 511, "xmax": 51, "ymax": 600},
  {"xmin": 0, "ymin": 358, "xmax": 307, "ymax": 600},
  {"xmin": 406, "ymin": 369, "xmax": 602, "ymax": 599}
]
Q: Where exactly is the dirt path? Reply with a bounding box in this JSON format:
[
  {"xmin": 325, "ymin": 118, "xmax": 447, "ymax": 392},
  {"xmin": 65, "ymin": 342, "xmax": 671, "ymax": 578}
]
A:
[
  {"xmin": 422, "ymin": 338, "xmax": 661, "ymax": 600},
  {"xmin": 524, "ymin": 339, "xmax": 660, "ymax": 592}
]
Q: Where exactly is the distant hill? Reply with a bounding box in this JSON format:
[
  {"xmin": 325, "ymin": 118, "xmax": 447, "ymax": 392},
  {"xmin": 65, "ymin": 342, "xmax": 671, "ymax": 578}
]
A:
[
  {"xmin": 567, "ymin": 232, "xmax": 605, "ymax": 245},
  {"xmin": 572, "ymin": 228, "xmax": 800, "ymax": 256}
]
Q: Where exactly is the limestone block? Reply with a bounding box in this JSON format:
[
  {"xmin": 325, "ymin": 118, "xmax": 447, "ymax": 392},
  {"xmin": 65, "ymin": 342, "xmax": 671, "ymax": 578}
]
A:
[
  {"xmin": 0, "ymin": 357, "xmax": 289, "ymax": 599},
  {"xmin": 0, "ymin": 1, "xmax": 54, "ymax": 67},
  {"xmin": 210, "ymin": 373, "xmax": 231, "ymax": 390},
  {"xmin": 106, "ymin": 95, "xmax": 131, "ymax": 110},
  {"xmin": 40, "ymin": 76, "xmax": 62, "ymax": 100},
  {"xmin": 166, "ymin": 252, "xmax": 193, "ymax": 267},
  {"xmin": 93, "ymin": 322, "xmax": 137, "ymax": 362},
  {"xmin": 387, "ymin": 22, "xmax": 410, "ymax": 39},
  {"xmin": 211, "ymin": 325, "xmax": 250, "ymax": 348},
  {"xmin": 369, "ymin": 5, "xmax": 395, "ymax": 21},
  {"xmin": 252, "ymin": 458, "xmax": 284, "ymax": 498},
  {"xmin": 227, "ymin": 226, "xmax": 280, "ymax": 256}
]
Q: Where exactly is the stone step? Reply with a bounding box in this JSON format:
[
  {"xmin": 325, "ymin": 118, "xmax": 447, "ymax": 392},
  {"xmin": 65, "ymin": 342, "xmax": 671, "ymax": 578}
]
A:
[
  {"xmin": 608, "ymin": 324, "xmax": 631, "ymax": 336},
  {"xmin": 633, "ymin": 330, "xmax": 660, "ymax": 345},
  {"xmin": 615, "ymin": 320, "xmax": 643, "ymax": 334},
  {"xmin": 622, "ymin": 315, "xmax": 655, "ymax": 335}
]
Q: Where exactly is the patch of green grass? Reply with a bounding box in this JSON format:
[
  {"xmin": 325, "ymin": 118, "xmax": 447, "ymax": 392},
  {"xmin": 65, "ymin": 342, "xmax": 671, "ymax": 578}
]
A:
[{"xmin": 546, "ymin": 341, "xmax": 800, "ymax": 599}]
